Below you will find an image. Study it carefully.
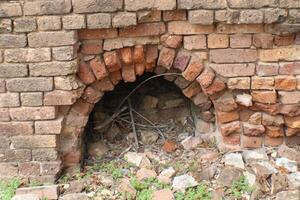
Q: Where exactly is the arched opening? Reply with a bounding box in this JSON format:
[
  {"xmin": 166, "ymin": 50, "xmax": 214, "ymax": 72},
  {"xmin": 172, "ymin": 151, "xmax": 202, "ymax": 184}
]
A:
[
  {"xmin": 84, "ymin": 72, "xmax": 210, "ymax": 162},
  {"xmin": 59, "ymin": 37, "xmax": 219, "ymax": 171}
]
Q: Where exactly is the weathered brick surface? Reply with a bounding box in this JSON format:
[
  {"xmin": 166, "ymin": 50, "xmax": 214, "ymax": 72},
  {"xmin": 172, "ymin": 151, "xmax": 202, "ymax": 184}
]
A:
[
  {"xmin": 184, "ymin": 35, "xmax": 206, "ymax": 50},
  {"xmin": 1, "ymin": 0, "xmax": 300, "ymax": 182},
  {"xmin": 44, "ymin": 90, "xmax": 82, "ymax": 105},
  {"xmin": 73, "ymin": 0, "xmax": 123, "ymax": 13},
  {"xmin": 21, "ymin": 92, "xmax": 43, "ymax": 107},
  {"xmin": 6, "ymin": 78, "xmax": 53, "ymax": 92},
  {"xmin": 125, "ymin": 0, "xmax": 176, "ymax": 11},
  {"xmin": 10, "ymin": 107, "xmax": 56, "ymax": 121},
  {"xmin": 210, "ymin": 63, "xmax": 255, "ymax": 77},
  {"xmin": 0, "ymin": 2, "xmax": 22, "ymax": 17},
  {"xmin": 210, "ymin": 49, "xmax": 257, "ymax": 63},
  {"xmin": 87, "ymin": 13, "xmax": 111, "ymax": 29},
  {"xmin": 113, "ymin": 12, "xmax": 137, "ymax": 28},
  {"xmin": 28, "ymin": 31, "xmax": 77, "ymax": 47},
  {"xmin": 207, "ymin": 34, "xmax": 229, "ymax": 48},
  {"xmin": 63, "ymin": 15, "xmax": 86, "ymax": 30},
  {"xmin": 35, "ymin": 117, "xmax": 63, "ymax": 134},
  {"xmin": 0, "ymin": 34, "xmax": 27, "ymax": 48},
  {"xmin": 0, "ymin": 122, "xmax": 33, "ymax": 136},
  {"xmin": 5, "ymin": 48, "xmax": 51, "ymax": 63},
  {"xmin": 11, "ymin": 135, "xmax": 57, "ymax": 148},
  {"xmin": 23, "ymin": 0, "xmax": 71, "ymax": 16},
  {"xmin": 0, "ymin": 64, "xmax": 28, "ymax": 78},
  {"xmin": 14, "ymin": 18, "xmax": 37, "ymax": 33},
  {"xmin": 188, "ymin": 10, "xmax": 214, "ymax": 25},
  {"xmin": 37, "ymin": 16, "xmax": 61, "ymax": 31},
  {"xmin": 168, "ymin": 21, "xmax": 214, "ymax": 35},
  {"xmin": 120, "ymin": 22, "xmax": 166, "ymax": 37},
  {"xmin": 30, "ymin": 60, "xmax": 78, "ymax": 77},
  {"xmin": 53, "ymin": 46, "xmax": 77, "ymax": 61}
]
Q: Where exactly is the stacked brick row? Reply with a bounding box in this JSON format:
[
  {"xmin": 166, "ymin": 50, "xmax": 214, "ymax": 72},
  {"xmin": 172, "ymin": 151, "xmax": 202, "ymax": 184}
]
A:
[{"xmin": 0, "ymin": 0, "xmax": 300, "ymax": 183}]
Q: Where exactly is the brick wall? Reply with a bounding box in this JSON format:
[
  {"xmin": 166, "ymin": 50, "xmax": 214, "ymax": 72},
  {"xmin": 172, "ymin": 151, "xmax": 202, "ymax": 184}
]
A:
[{"xmin": 0, "ymin": 0, "xmax": 300, "ymax": 183}]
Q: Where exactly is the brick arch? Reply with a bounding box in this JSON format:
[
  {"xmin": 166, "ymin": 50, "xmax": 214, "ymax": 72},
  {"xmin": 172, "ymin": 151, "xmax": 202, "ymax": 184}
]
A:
[{"xmin": 59, "ymin": 42, "xmax": 227, "ymax": 168}]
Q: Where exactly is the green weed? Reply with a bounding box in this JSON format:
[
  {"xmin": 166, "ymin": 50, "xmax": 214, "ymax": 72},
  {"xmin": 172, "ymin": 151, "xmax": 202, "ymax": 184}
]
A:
[
  {"xmin": 175, "ymin": 184, "xmax": 212, "ymax": 200},
  {"xmin": 227, "ymin": 175, "xmax": 254, "ymax": 199},
  {"xmin": 0, "ymin": 178, "xmax": 21, "ymax": 200},
  {"xmin": 130, "ymin": 177, "xmax": 171, "ymax": 200}
]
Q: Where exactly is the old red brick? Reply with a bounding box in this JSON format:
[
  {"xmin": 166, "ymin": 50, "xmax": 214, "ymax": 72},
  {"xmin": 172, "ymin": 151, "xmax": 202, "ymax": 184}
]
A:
[
  {"xmin": 274, "ymin": 34, "xmax": 295, "ymax": 46},
  {"xmin": 286, "ymin": 128, "xmax": 300, "ymax": 137},
  {"xmin": 202, "ymin": 78, "xmax": 225, "ymax": 96},
  {"xmin": 217, "ymin": 111, "xmax": 239, "ymax": 124},
  {"xmin": 162, "ymin": 140, "xmax": 177, "ymax": 153},
  {"xmin": 285, "ymin": 136, "xmax": 300, "ymax": 145},
  {"xmin": 192, "ymin": 93, "xmax": 209, "ymax": 106},
  {"xmin": 10, "ymin": 106, "xmax": 56, "ymax": 121},
  {"xmin": 103, "ymin": 51, "xmax": 122, "ymax": 72},
  {"xmin": 78, "ymin": 29, "xmax": 118, "ymax": 40},
  {"xmin": 81, "ymin": 41, "xmax": 103, "ymax": 54},
  {"xmin": 182, "ymin": 81, "xmax": 202, "ymax": 98},
  {"xmin": 92, "ymin": 77, "xmax": 114, "ymax": 92},
  {"xmin": 230, "ymin": 34, "xmax": 252, "ymax": 48},
  {"xmin": 242, "ymin": 135, "xmax": 262, "ymax": 148},
  {"xmin": 252, "ymin": 91, "xmax": 277, "ymax": 104},
  {"xmin": 41, "ymin": 161, "xmax": 61, "ymax": 175},
  {"xmin": 182, "ymin": 56, "xmax": 204, "ymax": 81},
  {"xmin": 122, "ymin": 64, "xmax": 136, "ymax": 83},
  {"xmin": 77, "ymin": 61, "xmax": 96, "ymax": 85},
  {"xmin": 279, "ymin": 104, "xmax": 300, "ymax": 117},
  {"xmin": 161, "ymin": 34, "xmax": 183, "ymax": 48},
  {"xmin": 279, "ymin": 62, "xmax": 300, "ymax": 75},
  {"xmin": 145, "ymin": 45, "xmax": 158, "ymax": 64},
  {"xmin": 19, "ymin": 162, "xmax": 40, "ymax": 176},
  {"xmin": 285, "ymin": 115, "xmax": 300, "ymax": 129},
  {"xmin": 82, "ymin": 86, "xmax": 103, "ymax": 104},
  {"xmin": 90, "ymin": 56, "xmax": 108, "ymax": 80},
  {"xmin": 264, "ymin": 135, "xmax": 284, "ymax": 146},
  {"xmin": 120, "ymin": 47, "xmax": 133, "ymax": 65},
  {"xmin": 109, "ymin": 70, "xmax": 122, "ymax": 85},
  {"xmin": 251, "ymin": 76, "xmax": 274, "ymax": 90},
  {"xmin": 222, "ymin": 134, "xmax": 241, "ymax": 146},
  {"xmin": 265, "ymin": 126, "xmax": 284, "ymax": 138},
  {"xmin": 119, "ymin": 22, "xmax": 165, "ymax": 37},
  {"xmin": 243, "ymin": 123, "xmax": 265, "ymax": 136},
  {"xmin": 220, "ymin": 121, "xmax": 241, "ymax": 136},
  {"xmin": 173, "ymin": 50, "xmax": 190, "ymax": 72},
  {"xmin": 72, "ymin": 98, "xmax": 94, "ymax": 116},
  {"xmin": 35, "ymin": 117, "xmax": 63, "ymax": 134},
  {"xmin": 135, "ymin": 63, "xmax": 145, "ymax": 76},
  {"xmin": 163, "ymin": 10, "xmax": 187, "ymax": 21},
  {"xmin": 0, "ymin": 122, "xmax": 33, "ymax": 136},
  {"xmin": 196, "ymin": 69, "xmax": 215, "ymax": 88},
  {"xmin": 253, "ymin": 33, "xmax": 274, "ymax": 48},
  {"xmin": 133, "ymin": 45, "xmax": 145, "ymax": 63},
  {"xmin": 214, "ymin": 92, "xmax": 238, "ymax": 112},
  {"xmin": 274, "ymin": 75, "xmax": 297, "ymax": 90},
  {"xmin": 210, "ymin": 49, "xmax": 257, "ymax": 63},
  {"xmin": 252, "ymin": 102, "xmax": 280, "ymax": 115},
  {"xmin": 157, "ymin": 47, "xmax": 176, "ymax": 69},
  {"xmin": 256, "ymin": 63, "xmax": 279, "ymax": 76},
  {"xmin": 44, "ymin": 90, "xmax": 82, "ymax": 105},
  {"xmin": 207, "ymin": 34, "xmax": 229, "ymax": 48}
]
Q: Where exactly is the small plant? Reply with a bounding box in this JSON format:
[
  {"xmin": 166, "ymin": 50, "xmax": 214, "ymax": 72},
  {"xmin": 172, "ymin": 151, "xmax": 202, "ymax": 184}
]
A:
[
  {"xmin": 92, "ymin": 160, "xmax": 124, "ymax": 180},
  {"xmin": 175, "ymin": 184, "xmax": 212, "ymax": 200},
  {"xmin": 227, "ymin": 175, "xmax": 254, "ymax": 199},
  {"xmin": 0, "ymin": 178, "xmax": 21, "ymax": 200},
  {"xmin": 130, "ymin": 177, "xmax": 171, "ymax": 200}
]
